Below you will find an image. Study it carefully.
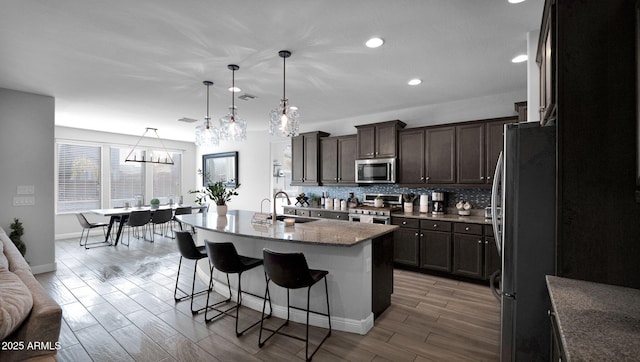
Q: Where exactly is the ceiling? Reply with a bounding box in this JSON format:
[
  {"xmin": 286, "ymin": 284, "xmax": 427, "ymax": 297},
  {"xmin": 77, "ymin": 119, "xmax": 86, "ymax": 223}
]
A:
[{"xmin": 0, "ymin": 0, "xmax": 543, "ymax": 142}]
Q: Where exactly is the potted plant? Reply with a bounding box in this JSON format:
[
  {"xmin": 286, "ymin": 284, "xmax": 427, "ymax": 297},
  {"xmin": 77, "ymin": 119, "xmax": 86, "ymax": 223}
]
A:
[
  {"xmin": 150, "ymin": 198, "xmax": 160, "ymax": 209},
  {"xmin": 189, "ymin": 180, "xmax": 239, "ymax": 216},
  {"xmin": 9, "ymin": 218, "xmax": 26, "ymax": 256}
]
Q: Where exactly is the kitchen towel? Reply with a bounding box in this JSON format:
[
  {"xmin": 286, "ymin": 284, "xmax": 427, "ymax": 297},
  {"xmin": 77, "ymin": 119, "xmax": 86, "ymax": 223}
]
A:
[{"xmin": 359, "ymin": 215, "xmax": 374, "ymax": 224}]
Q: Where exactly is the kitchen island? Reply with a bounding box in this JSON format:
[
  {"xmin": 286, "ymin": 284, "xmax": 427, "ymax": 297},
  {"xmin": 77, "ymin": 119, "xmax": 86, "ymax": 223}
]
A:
[{"xmin": 177, "ymin": 210, "xmax": 398, "ymax": 334}]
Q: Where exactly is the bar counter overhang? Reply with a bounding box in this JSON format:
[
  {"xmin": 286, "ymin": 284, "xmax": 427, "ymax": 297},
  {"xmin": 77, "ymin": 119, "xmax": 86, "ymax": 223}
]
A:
[{"xmin": 177, "ymin": 210, "xmax": 398, "ymax": 335}]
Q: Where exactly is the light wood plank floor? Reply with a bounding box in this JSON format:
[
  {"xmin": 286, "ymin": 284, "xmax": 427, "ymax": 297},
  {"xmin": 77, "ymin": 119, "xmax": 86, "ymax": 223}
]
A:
[{"xmin": 37, "ymin": 231, "xmax": 500, "ymax": 361}]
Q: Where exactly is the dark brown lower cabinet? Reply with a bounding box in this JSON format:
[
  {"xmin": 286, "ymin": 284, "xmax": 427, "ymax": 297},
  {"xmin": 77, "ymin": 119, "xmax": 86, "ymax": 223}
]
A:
[
  {"xmin": 393, "ymin": 227, "xmax": 420, "ymax": 267},
  {"xmin": 452, "ymin": 233, "xmax": 484, "ymax": 278},
  {"xmin": 484, "ymin": 236, "xmax": 501, "ymax": 280},
  {"xmin": 420, "ymin": 230, "xmax": 452, "ymax": 272}
]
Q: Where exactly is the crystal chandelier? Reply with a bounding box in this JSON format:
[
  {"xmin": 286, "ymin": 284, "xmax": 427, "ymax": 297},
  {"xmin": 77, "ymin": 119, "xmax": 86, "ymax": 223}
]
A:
[
  {"xmin": 195, "ymin": 80, "xmax": 219, "ymax": 146},
  {"xmin": 269, "ymin": 50, "xmax": 300, "ymax": 137},
  {"xmin": 219, "ymin": 64, "xmax": 247, "ymax": 141}
]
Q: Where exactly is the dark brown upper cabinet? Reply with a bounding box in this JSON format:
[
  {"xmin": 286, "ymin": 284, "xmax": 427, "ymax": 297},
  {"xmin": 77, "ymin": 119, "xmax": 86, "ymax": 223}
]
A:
[
  {"xmin": 398, "ymin": 125, "xmax": 455, "ymax": 185},
  {"xmin": 537, "ymin": 0, "xmax": 556, "ymax": 125},
  {"xmin": 456, "ymin": 123, "xmax": 485, "ymax": 184},
  {"xmin": 291, "ymin": 131, "xmax": 329, "ymax": 186},
  {"xmin": 321, "ymin": 135, "xmax": 357, "ymax": 185},
  {"xmin": 356, "ymin": 120, "xmax": 406, "ymax": 159},
  {"xmin": 485, "ymin": 118, "xmax": 514, "ymax": 183}
]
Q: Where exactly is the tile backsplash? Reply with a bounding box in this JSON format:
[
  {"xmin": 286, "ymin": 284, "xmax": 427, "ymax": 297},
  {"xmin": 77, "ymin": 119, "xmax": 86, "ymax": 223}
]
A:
[{"xmin": 300, "ymin": 185, "xmax": 492, "ymax": 209}]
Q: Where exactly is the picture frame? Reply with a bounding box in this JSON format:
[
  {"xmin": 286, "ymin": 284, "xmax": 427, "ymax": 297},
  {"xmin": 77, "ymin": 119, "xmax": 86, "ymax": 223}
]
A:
[{"xmin": 202, "ymin": 151, "xmax": 238, "ymax": 188}]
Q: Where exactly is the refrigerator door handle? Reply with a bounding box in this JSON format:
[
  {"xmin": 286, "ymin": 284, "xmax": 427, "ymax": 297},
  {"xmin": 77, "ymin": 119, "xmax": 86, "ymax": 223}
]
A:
[{"xmin": 491, "ymin": 151, "xmax": 503, "ymax": 256}]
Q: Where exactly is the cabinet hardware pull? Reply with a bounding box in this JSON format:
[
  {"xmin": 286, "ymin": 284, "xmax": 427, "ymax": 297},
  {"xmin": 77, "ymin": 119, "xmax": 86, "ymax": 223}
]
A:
[
  {"xmin": 421, "ymin": 176, "xmax": 425, "ymax": 181},
  {"xmin": 478, "ymin": 240, "xmax": 482, "ymax": 244},
  {"xmin": 433, "ymin": 224, "xmax": 437, "ymax": 228},
  {"xmin": 465, "ymin": 227, "xmax": 469, "ymax": 231},
  {"xmin": 420, "ymin": 233, "xmax": 424, "ymax": 237},
  {"xmin": 487, "ymin": 176, "xmax": 492, "ymax": 180},
  {"xmin": 402, "ymin": 221, "xmax": 407, "ymax": 225},
  {"xmin": 426, "ymin": 176, "xmax": 430, "ymax": 181},
  {"xmin": 415, "ymin": 232, "xmax": 419, "ymax": 236},
  {"xmin": 480, "ymin": 176, "xmax": 484, "ymax": 180}
]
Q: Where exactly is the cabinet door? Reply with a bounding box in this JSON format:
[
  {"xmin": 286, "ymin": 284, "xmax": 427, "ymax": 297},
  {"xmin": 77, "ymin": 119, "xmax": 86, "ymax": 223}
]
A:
[
  {"xmin": 375, "ymin": 122, "xmax": 398, "ymax": 158},
  {"xmin": 398, "ymin": 129, "xmax": 425, "ymax": 184},
  {"xmin": 303, "ymin": 133, "xmax": 320, "ymax": 184},
  {"xmin": 291, "ymin": 135, "xmax": 304, "ymax": 184},
  {"xmin": 357, "ymin": 125, "xmax": 376, "ymax": 159},
  {"xmin": 320, "ymin": 137, "xmax": 338, "ymax": 184},
  {"xmin": 420, "ymin": 230, "xmax": 452, "ymax": 272},
  {"xmin": 426, "ymin": 126, "xmax": 456, "ymax": 184},
  {"xmin": 393, "ymin": 228, "xmax": 420, "ymax": 266},
  {"xmin": 484, "ymin": 236, "xmax": 501, "ymax": 280},
  {"xmin": 486, "ymin": 119, "xmax": 511, "ymax": 183},
  {"xmin": 338, "ymin": 135, "xmax": 357, "ymax": 183},
  {"xmin": 453, "ymin": 233, "xmax": 484, "ymax": 279},
  {"xmin": 456, "ymin": 123, "xmax": 485, "ymax": 184}
]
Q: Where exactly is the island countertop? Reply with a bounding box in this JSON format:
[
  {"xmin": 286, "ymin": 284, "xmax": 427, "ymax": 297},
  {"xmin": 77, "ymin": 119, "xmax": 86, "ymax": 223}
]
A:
[{"xmin": 177, "ymin": 209, "xmax": 398, "ymax": 246}]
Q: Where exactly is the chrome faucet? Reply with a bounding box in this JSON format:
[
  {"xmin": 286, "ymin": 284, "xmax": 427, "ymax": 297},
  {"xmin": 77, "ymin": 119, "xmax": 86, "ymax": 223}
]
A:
[
  {"xmin": 260, "ymin": 198, "xmax": 271, "ymax": 214},
  {"xmin": 272, "ymin": 191, "xmax": 291, "ymax": 224}
]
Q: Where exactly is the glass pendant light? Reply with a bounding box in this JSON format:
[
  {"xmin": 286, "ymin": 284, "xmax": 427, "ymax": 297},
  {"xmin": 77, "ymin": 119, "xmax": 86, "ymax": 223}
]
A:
[
  {"xmin": 219, "ymin": 64, "xmax": 247, "ymax": 141},
  {"xmin": 195, "ymin": 80, "xmax": 219, "ymax": 146},
  {"xmin": 269, "ymin": 50, "xmax": 300, "ymax": 137}
]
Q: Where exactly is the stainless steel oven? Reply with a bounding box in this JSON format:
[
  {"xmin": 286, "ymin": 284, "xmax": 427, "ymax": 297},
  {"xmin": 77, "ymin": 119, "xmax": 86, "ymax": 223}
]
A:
[{"xmin": 348, "ymin": 213, "xmax": 391, "ymax": 224}]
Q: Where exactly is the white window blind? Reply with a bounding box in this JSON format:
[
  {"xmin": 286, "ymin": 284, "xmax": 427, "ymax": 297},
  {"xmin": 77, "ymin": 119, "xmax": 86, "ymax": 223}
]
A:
[
  {"xmin": 152, "ymin": 151, "xmax": 181, "ymax": 203},
  {"xmin": 110, "ymin": 147, "xmax": 144, "ymax": 207},
  {"xmin": 57, "ymin": 143, "xmax": 101, "ymax": 213}
]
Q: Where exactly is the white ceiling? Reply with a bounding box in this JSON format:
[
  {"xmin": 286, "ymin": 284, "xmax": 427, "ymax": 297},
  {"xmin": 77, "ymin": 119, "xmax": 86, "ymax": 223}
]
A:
[{"xmin": 0, "ymin": 0, "xmax": 543, "ymax": 142}]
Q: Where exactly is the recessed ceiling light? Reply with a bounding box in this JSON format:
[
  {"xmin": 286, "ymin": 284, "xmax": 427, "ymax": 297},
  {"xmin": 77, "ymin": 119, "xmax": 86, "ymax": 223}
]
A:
[
  {"xmin": 408, "ymin": 78, "xmax": 422, "ymax": 86},
  {"xmin": 508, "ymin": 0, "xmax": 526, "ymax": 3},
  {"xmin": 365, "ymin": 37, "xmax": 384, "ymax": 48},
  {"xmin": 511, "ymin": 54, "xmax": 528, "ymax": 63},
  {"xmin": 229, "ymin": 87, "xmax": 241, "ymax": 92}
]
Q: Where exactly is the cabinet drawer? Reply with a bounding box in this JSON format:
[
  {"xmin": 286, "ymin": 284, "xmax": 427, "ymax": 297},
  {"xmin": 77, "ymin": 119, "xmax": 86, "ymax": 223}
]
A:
[
  {"xmin": 296, "ymin": 209, "xmax": 311, "ymax": 217},
  {"xmin": 454, "ymin": 223, "xmax": 483, "ymax": 235},
  {"xmin": 392, "ymin": 217, "xmax": 419, "ymax": 229},
  {"xmin": 421, "ymin": 220, "xmax": 452, "ymax": 232},
  {"xmin": 284, "ymin": 208, "xmax": 296, "ymax": 215}
]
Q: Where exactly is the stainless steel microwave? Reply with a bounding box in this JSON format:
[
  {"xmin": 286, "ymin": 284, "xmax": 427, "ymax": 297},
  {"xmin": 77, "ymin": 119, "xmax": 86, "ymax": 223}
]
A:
[{"xmin": 355, "ymin": 158, "xmax": 396, "ymax": 183}]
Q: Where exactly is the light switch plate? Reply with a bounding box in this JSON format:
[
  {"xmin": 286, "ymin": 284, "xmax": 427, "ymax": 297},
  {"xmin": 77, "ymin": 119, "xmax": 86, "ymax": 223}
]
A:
[
  {"xmin": 13, "ymin": 196, "xmax": 35, "ymax": 206},
  {"xmin": 17, "ymin": 185, "xmax": 35, "ymax": 195}
]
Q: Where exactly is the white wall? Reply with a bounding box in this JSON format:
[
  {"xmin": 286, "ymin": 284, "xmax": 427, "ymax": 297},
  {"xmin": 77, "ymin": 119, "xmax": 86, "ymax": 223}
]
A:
[
  {"xmin": 54, "ymin": 126, "xmax": 196, "ymax": 238},
  {"xmin": 527, "ymin": 29, "xmax": 541, "ymax": 122},
  {"xmin": 0, "ymin": 88, "xmax": 56, "ymax": 273}
]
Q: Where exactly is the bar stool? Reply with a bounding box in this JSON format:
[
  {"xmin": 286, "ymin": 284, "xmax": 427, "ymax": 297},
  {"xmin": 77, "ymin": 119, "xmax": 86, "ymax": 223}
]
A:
[
  {"xmin": 259, "ymin": 249, "xmax": 331, "ymax": 361},
  {"xmin": 204, "ymin": 241, "xmax": 272, "ymax": 336},
  {"xmin": 174, "ymin": 231, "xmax": 211, "ymax": 314}
]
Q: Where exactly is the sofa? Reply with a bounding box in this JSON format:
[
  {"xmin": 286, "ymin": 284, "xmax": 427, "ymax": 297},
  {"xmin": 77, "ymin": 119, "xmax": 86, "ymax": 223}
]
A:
[{"xmin": 0, "ymin": 227, "xmax": 62, "ymax": 362}]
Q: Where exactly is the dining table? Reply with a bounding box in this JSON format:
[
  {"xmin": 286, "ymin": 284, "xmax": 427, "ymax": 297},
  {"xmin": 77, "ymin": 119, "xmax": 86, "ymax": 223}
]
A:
[{"xmin": 90, "ymin": 204, "xmax": 208, "ymax": 245}]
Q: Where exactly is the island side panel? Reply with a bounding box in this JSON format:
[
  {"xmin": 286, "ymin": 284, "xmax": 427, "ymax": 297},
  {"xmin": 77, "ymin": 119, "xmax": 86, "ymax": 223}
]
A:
[
  {"xmin": 372, "ymin": 233, "xmax": 393, "ymax": 318},
  {"xmin": 197, "ymin": 229, "xmax": 375, "ymax": 334}
]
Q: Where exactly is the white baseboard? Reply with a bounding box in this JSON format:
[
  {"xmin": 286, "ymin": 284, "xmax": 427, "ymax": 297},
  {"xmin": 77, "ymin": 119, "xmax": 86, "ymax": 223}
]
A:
[
  {"xmin": 31, "ymin": 262, "xmax": 57, "ymax": 274},
  {"xmin": 55, "ymin": 232, "xmax": 82, "ymax": 240},
  {"xmin": 207, "ymin": 276, "xmax": 374, "ymax": 335}
]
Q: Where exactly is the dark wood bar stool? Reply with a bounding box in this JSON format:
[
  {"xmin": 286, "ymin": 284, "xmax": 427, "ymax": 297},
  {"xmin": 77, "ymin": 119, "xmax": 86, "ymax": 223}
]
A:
[
  {"xmin": 204, "ymin": 241, "xmax": 272, "ymax": 336},
  {"xmin": 174, "ymin": 231, "xmax": 211, "ymax": 314},
  {"xmin": 259, "ymin": 249, "xmax": 331, "ymax": 361}
]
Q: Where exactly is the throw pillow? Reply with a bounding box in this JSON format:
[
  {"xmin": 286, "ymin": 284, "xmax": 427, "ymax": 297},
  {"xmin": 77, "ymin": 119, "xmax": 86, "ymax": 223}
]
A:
[{"xmin": 0, "ymin": 268, "xmax": 33, "ymax": 340}]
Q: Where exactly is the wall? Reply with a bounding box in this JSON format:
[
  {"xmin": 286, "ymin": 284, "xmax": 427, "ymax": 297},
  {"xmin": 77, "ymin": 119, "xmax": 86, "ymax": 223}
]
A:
[
  {"xmin": 195, "ymin": 90, "xmax": 524, "ymax": 214},
  {"xmin": 54, "ymin": 126, "xmax": 197, "ymax": 238},
  {"xmin": 527, "ymin": 29, "xmax": 541, "ymax": 123},
  {"xmin": 0, "ymin": 88, "xmax": 55, "ymax": 273}
]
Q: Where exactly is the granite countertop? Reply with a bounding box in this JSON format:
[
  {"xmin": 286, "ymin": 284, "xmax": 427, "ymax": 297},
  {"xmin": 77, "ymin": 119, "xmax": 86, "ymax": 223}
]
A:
[
  {"xmin": 546, "ymin": 275, "xmax": 640, "ymax": 361},
  {"xmin": 177, "ymin": 209, "xmax": 398, "ymax": 247},
  {"xmin": 284, "ymin": 205, "xmax": 349, "ymax": 213}
]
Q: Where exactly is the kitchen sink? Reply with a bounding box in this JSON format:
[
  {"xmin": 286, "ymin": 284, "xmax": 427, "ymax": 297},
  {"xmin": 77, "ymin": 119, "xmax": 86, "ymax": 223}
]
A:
[{"xmin": 272, "ymin": 215, "xmax": 318, "ymax": 223}]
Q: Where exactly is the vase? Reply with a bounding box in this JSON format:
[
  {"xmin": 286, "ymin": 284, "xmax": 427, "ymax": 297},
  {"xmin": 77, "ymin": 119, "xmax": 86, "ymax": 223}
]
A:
[{"xmin": 216, "ymin": 204, "xmax": 228, "ymax": 216}]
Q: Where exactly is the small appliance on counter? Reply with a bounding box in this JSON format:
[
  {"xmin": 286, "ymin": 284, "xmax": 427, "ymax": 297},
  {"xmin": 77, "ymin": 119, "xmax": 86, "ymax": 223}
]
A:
[
  {"xmin": 431, "ymin": 192, "xmax": 446, "ymax": 215},
  {"xmin": 419, "ymin": 194, "xmax": 429, "ymax": 213}
]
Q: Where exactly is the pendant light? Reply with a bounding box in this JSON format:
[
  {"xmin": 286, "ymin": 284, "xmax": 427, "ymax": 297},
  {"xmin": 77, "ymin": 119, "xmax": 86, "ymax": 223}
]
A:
[
  {"xmin": 219, "ymin": 64, "xmax": 247, "ymax": 141},
  {"xmin": 195, "ymin": 80, "xmax": 219, "ymax": 146},
  {"xmin": 269, "ymin": 50, "xmax": 300, "ymax": 137}
]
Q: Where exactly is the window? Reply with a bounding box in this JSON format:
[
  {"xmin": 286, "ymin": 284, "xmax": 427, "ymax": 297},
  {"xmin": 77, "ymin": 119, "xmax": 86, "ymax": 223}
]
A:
[
  {"xmin": 57, "ymin": 143, "xmax": 101, "ymax": 213},
  {"xmin": 110, "ymin": 147, "xmax": 144, "ymax": 208},
  {"xmin": 152, "ymin": 151, "xmax": 181, "ymax": 203}
]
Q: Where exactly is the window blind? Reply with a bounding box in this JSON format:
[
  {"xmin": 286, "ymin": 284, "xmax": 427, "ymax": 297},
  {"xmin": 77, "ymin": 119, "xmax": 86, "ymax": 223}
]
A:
[
  {"xmin": 110, "ymin": 147, "xmax": 144, "ymax": 207},
  {"xmin": 152, "ymin": 151, "xmax": 181, "ymax": 203},
  {"xmin": 57, "ymin": 143, "xmax": 101, "ymax": 212}
]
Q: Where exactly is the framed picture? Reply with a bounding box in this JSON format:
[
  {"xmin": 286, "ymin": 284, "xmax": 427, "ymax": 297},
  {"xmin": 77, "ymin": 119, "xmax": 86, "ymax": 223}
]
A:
[{"xmin": 202, "ymin": 151, "xmax": 238, "ymax": 188}]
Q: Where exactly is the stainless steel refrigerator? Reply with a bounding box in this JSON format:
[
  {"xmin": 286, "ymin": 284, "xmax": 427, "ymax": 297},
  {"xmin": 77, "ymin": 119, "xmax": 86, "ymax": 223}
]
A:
[{"xmin": 490, "ymin": 122, "xmax": 556, "ymax": 362}]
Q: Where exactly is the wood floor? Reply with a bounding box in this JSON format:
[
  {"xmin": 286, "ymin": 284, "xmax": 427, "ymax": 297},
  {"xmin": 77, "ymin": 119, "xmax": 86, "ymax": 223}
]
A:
[{"xmin": 36, "ymin": 231, "xmax": 500, "ymax": 361}]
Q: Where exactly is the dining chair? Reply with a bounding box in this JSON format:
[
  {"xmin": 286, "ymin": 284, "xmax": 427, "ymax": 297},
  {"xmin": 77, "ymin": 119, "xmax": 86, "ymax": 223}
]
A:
[
  {"xmin": 170, "ymin": 206, "xmax": 192, "ymax": 238},
  {"xmin": 149, "ymin": 208, "xmax": 172, "ymax": 241},
  {"xmin": 75, "ymin": 213, "xmax": 111, "ymax": 249},
  {"xmin": 258, "ymin": 249, "xmax": 331, "ymax": 361},
  {"xmin": 122, "ymin": 210, "xmax": 151, "ymax": 246}
]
